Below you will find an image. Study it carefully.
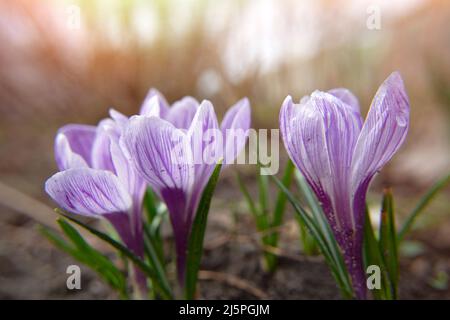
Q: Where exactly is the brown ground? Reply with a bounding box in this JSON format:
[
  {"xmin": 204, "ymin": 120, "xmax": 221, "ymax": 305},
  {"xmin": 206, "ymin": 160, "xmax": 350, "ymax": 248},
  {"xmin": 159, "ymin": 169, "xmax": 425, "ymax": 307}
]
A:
[{"xmin": 0, "ymin": 178, "xmax": 449, "ymax": 300}]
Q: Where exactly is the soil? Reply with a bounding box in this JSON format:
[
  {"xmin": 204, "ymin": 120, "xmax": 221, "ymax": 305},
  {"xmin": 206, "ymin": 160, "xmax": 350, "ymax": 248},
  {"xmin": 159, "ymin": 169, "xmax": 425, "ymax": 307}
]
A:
[{"xmin": 0, "ymin": 180, "xmax": 449, "ymax": 300}]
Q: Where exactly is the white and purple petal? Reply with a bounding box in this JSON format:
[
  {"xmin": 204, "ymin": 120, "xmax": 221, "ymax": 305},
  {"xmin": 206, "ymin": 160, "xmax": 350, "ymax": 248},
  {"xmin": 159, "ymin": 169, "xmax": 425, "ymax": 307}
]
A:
[
  {"xmin": 351, "ymin": 72, "xmax": 410, "ymax": 191},
  {"xmin": 45, "ymin": 167, "xmax": 132, "ymax": 216},
  {"xmin": 55, "ymin": 124, "xmax": 96, "ymax": 170},
  {"xmin": 165, "ymin": 97, "xmax": 199, "ymax": 129},
  {"xmin": 91, "ymin": 119, "xmax": 117, "ymax": 173},
  {"xmin": 139, "ymin": 88, "xmax": 170, "ymax": 118},
  {"xmin": 123, "ymin": 115, "xmax": 194, "ymax": 194},
  {"xmin": 328, "ymin": 88, "xmax": 361, "ymax": 114},
  {"xmin": 188, "ymin": 101, "xmax": 221, "ymax": 180},
  {"xmin": 220, "ymin": 97, "xmax": 251, "ymax": 165},
  {"xmin": 54, "ymin": 134, "xmax": 89, "ymax": 170}
]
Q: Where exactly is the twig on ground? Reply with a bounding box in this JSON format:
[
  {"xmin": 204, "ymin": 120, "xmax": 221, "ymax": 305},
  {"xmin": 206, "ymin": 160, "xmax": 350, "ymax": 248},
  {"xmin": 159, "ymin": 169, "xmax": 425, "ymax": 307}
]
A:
[{"xmin": 198, "ymin": 270, "xmax": 269, "ymax": 299}]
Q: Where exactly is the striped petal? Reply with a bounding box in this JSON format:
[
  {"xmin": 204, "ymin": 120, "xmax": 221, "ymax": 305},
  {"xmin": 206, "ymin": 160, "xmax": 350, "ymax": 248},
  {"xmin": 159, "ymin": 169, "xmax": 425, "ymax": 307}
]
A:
[
  {"xmin": 220, "ymin": 97, "xmax": 251, "ymax": 165},
  {"xmin": 123, "ymin": 115, "xmax": 194, "ymax": 194},
  {"xmin": 351, "ymin": 72, "xmax": 410, "ymax": 191},
  {"xmin": 45, "ymin": 168, "xmax": 132, "ymax": 216},
  {"xmin": 188, "ymin": 100, "xmax": 221, "ymax": 189},
  {"xmin": 109, "ymin": 108, "xmax": 129, "ymax": 131},
  {"xmin": 91, "ymin": 119, "xmax": 117, "ymax": 173},
  {"xmin": 328, "ymin": 88, "xmax": 361, "ymax": 114},
  {"xmin": 140, "ymin": 88, "xmax": 170, "ymax": 118},
  {"xmin": 55, "ymin": 124, "xmax": 96, "ymax": 170},
  {"xmin": 166, "ymin": 97, "xmax": 199, "ymax": 129},
  {"xmin": 54, "ymin": 134, "xmax": 88, "ymax": 170}
]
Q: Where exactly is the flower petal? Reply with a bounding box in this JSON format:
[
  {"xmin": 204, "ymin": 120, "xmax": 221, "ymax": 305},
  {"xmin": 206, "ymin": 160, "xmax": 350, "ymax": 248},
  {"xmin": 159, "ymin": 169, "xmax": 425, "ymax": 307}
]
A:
[
  {"xmin": 328, "ymin": 88, "xmax": 361, "ymax": 114},
  {"xmin": 280, "ymin": 92, "xmax": 362, "ymax": 229},
  {"xmin": 123, "ymin": 116, "xmax": 194, "ymax": 194},
  {"xmin": 110, "ymin": 131, "xmax": 145, "ymax": 201},
  {"xmin": 351, "ymin": 72, "xmax": 410, "ymax": 190},
  {"xmin": 139, "ymin": 88, "xmax": 170, "ymax": 118},
  {"xmin": 220, "ymin": 97, "xmax": 251, "ymax": 165},
  {"xmin": 54, "ymin": 134, "xmax": 89, "ymax": 170},
  {"xmin": 165, "ymin": 97, "xmax": 199, "ymax": 129},
  {"xmin": 109, "ymin": 108, "xmax": 129, "ymax": 131},
  {"xmin": 91, "ymin": 119, "xmax": 117, "ymax": 173},
  {"xmin": 45, "ymin": 168, "xmax": 132, "ymax": 216},
  {"xmin": 55, "ymin": 124, "xmax": 96, "ymax": 169},
  {"xmin": 280, "ymin": 95, "xmax": 331, "ymax": 196},
  {"xmin": 188, "ymin": 100, "xmax": 221, "ymax": 180}
]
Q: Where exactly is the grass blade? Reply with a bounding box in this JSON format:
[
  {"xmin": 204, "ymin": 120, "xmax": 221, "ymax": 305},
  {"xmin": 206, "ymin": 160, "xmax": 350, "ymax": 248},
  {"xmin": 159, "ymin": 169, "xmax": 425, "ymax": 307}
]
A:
[
  {"xmin": 55, "ymin": 209, "xmax": 173, "ymax": 299},
  {"xmin": 185, "ymin": 161, "xmax": 222, "ymax": 299},
  {"xmin": 363, "ymin": 209, "xmax": 391, "ymax": 300},
  {"xmin": 378, "ymin": 189, "xmax": 398, "ymax": 298},
  {"xmin": 398, "ymin": 173, "xmax": 450, "ymax": 241},
  {"xmin": 143, "ymin": 227, "xmax": 171, "ymax": 298},
  {"xmin": 270, "ymin": 174, "xmax": 353, "ymax": 298},
  {"xmin": 41, "ymin": 223, "xmax": 127, "ymax": 297},
  {"xmin": 269, "ymin": 160, "xmax": 295, "ymax": 249},
  {"xmin": 236, "ymin": 172, "xmax": 266, "ymax": 230},
  {"xmin": 238, "ymin": 168, "xmax": 282, "ymax": 272}
]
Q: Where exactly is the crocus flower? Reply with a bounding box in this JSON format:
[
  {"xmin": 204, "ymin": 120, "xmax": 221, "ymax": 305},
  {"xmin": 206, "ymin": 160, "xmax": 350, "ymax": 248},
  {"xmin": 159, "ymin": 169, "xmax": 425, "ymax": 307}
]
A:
[
  {"xmin": 123, "ymin": 89, "xmax": 251, "ymax": 283},
  {"xmin": 45, "ymin": 114, "xmax": 147, "ymax": 294},
  {"xmin": 279, "ymin": 72, "xmax": 409, "ymax": 299}
]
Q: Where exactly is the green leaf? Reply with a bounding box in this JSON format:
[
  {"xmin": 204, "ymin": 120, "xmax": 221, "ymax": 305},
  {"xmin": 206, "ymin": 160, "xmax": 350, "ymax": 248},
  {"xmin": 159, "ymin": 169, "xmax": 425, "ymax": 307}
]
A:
[
  {"xmin": 237, "ymin": 172, "xmax": 266, "ymax": 230},
  {"xmin": 269, "ymin": 160, "xmax": 295, "ymax": 249},
  {"xmin": 142, "ymin": 226, "xmax": 170, "ymax": 298},
  {"xmin": 55, "ymin": 210, "xmax": 173, "ymax": 299},
  {"xmin": 258, "ymin": 172, "xmax": 269, "ymax": 215},
  {"xmin": 237, "ymin": 171, "xmax": 274, "ymax": 271},
  {"xmin": 185, "ymin": 160, "xmax": 222, "ymax": 299},
  {"xmin": 378, "ymin": 189, "xmax": 398, "ymax": 299},
  {"xmin": 143, "ymin": 188, "xmax": 167, "ymax": 269},
  {"xmin": 144, "ymin": 188, "xmax": 159, "ymax": 223},
  {"xmin": 363, "ymin": 209, "xmax": 391, "ymax": 300},
  {"xmin": 270, "ymin": 173, "xmax": 353, "ymax": 299},
  {"xmin": 293, "ymin": 171, "xmax": 319, "ymax": 255},
  {"xmin": 398, "ymin": 173, "xmax": 450, "ymax": 241},
  {"xmin": 40, "ymin": 225, "xmax": 88, "ymax": 263},
  {"xmin": 41, "ymin": 223, "xmax": 127, "ymax": 297}
]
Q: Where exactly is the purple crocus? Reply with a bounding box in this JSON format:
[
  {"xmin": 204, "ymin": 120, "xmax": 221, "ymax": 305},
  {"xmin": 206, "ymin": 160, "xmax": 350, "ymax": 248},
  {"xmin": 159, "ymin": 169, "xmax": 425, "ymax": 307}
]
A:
[
  {"xmin": 279, "ymin": 72, "xmax": 409, "ymax": 299},
  {"xmin": 123, "ymin": 89, "xmax": 251, "ymax": 284},
  {"xmin": 45, "ymin": 113, "xmax": 147, "ymax": 294}
]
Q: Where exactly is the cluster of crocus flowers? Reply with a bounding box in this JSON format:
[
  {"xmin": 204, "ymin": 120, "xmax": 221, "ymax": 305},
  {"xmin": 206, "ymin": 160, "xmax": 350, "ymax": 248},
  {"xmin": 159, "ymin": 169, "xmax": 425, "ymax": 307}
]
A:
[
  {"xmin": 280, "ymin": 72, "xmax": 410, "ymax": 299},
  {"xmin": 45, "ymin": 88, "xmax": 251, "ymax": 289},
  {"xmin": 45, "ymin": 71, "xmax": 409, "ymax": 300},
  {"xmin": 123, "ymin": 89, "xmax": 251, "ymax": 283}
]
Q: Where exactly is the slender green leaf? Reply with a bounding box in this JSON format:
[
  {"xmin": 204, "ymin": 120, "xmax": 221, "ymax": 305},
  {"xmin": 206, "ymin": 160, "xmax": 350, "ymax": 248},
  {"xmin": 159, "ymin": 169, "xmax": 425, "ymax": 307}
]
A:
[
  {"xmin": 238, "ymin": 171, "xmax": 274, "ymax": 271},
  {"xmin": 40, "ymin": 225, "xmax": 88, "ymax": 263},
  {"xmin": 57, "ymin": 219, "xmax": 127, "ymax": 293},
  {"xmin": 143, "ymin": 226, "xmax": 170, "ymax": 297},
  {"xmin": 237, "ymin": 172, "xmax": 266, "ymax": 230},
  {"xmin": 258, "ymin": 172, "xmax": 269, "ymax": 215},
  {"xmin": 269, "ymin": 160, "xmax": 295, "ymax": 248},
  {"xmin": 55, "ymin": 209, "xmax": 173, "ymax": 299},
  {"xmin": 144, "ymin": 188, "xmax": 159, "ymax": 222},
  {"xmin": 363, "ymin": 209, "xmax": 391, "ymax": 300},
  {"xmin": 378, "ymin": 189, "xmax": 398, "ymax": 298},
  {"xmin": 185, "ymin": 161, "xmax": 222, "ymax": 299},
  {"xmin": 143, "ymin": 188, "xmax": 167, "ymax": 267},
  {"xmin": 270, "ymin": 174, "xmax": 353, "ymax": 298},
  {"xmin": 398, "ymin": 173, "xmax": 450, "ymax": 241},
  {"xmin": 41, "ymin": 223, "xmax": 127, "ymax": 297}
]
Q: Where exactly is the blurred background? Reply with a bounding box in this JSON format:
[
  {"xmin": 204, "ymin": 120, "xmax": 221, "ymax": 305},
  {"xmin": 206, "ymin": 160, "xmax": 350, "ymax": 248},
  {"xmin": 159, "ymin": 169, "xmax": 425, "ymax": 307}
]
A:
[{"xmin": 0, "ymin": 0, "xmax": 449, "ymax": 299}]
